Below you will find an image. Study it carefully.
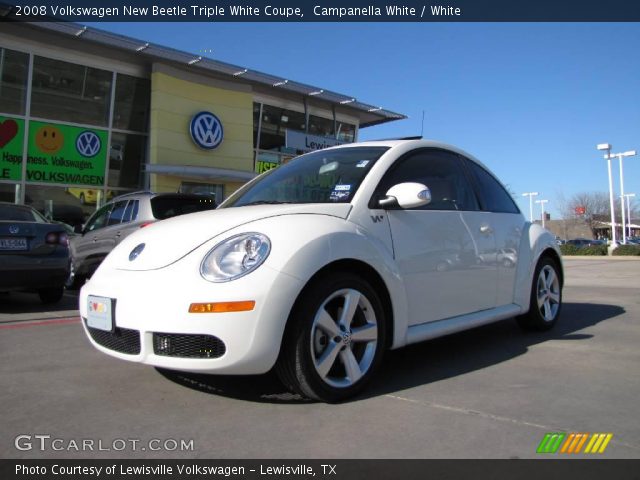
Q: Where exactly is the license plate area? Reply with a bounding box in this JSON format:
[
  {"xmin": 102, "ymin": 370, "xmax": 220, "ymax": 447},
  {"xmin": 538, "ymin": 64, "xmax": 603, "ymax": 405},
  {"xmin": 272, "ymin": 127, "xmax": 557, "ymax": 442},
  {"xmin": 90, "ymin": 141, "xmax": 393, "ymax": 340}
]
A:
[
  {"xmin": 0, "ymin": 237, "xmax": 27, "ymax": 251},
  {"xmin": 87, "ymin": 295, "xmax": 115, "ymax": 332}
]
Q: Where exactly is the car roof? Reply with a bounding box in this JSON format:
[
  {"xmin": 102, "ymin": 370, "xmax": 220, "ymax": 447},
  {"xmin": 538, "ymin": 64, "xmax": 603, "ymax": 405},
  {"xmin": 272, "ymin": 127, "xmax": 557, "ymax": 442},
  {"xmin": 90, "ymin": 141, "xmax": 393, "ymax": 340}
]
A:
[
  {"xmin": 110, "ymin": 191, "xmax": 216, "ymax": 202},
  {"xmin": 322, "ymin": 138, "xmax": 493, "ymax": 173}
]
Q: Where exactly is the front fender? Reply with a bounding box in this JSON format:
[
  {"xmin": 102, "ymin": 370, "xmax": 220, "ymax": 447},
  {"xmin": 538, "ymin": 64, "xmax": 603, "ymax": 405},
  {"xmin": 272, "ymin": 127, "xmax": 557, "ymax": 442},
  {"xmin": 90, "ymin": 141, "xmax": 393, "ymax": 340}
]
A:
[{"xmin": 240, "ymin": 214, "xmax": 410, "ymax": 349}]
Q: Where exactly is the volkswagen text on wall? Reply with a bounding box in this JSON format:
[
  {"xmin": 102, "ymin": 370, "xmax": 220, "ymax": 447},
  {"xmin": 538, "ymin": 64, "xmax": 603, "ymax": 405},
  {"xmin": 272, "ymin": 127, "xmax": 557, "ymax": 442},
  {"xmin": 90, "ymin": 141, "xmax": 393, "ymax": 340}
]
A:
[{"xmin": 189, "ymin": 111, "xmax": 224, "ymax": 150}]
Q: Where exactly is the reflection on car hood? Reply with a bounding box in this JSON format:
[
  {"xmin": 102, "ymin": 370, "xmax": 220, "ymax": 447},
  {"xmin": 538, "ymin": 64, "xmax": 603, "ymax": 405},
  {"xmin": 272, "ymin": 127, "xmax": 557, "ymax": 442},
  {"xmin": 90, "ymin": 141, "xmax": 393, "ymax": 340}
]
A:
[{"xmin": 108, "ymin": 203, "xmax": 352, "ymax": 271}]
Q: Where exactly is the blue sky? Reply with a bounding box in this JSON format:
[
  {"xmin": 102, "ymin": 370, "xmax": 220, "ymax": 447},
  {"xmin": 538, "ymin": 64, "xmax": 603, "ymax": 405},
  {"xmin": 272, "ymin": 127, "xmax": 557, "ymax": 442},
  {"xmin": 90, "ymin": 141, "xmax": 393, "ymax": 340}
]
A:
[{"xmin": 89, "ymin": 22, "xmax": 640, "ymax": 218}]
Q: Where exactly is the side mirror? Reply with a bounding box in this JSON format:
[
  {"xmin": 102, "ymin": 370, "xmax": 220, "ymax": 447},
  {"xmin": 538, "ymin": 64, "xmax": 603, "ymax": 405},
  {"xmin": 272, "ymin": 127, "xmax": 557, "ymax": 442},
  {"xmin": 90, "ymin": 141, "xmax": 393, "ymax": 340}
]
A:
[{"xmin": 379, "ymin": 182, "xmax": 431, "ymax": 209}]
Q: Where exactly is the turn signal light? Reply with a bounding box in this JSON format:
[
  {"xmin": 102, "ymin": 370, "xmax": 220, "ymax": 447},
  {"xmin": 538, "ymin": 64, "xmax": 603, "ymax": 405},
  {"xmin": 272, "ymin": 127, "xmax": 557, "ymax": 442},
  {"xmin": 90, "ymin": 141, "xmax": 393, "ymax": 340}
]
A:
[{"xmin": 188, "ymin": 301, "xmax": 255, "ymax": 313}]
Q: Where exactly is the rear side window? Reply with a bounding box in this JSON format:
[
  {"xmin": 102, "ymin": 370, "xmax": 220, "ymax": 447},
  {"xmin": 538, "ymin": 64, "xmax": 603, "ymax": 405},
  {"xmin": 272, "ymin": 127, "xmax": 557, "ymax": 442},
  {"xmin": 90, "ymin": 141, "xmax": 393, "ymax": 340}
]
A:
[
  {"xmin": 465, "ymin": 159, "xmax": 520, "ymax": 214},
  {"xmin": 107, "ymin": 201, "xmax": 129, "ymax": 226},
  {"xmin": 122, "ymin": 200, "xmax": 137, "ymax": 223},
  {"xmin": 150, "ymin": 196, "xmax": 216, "ymax": 220}
]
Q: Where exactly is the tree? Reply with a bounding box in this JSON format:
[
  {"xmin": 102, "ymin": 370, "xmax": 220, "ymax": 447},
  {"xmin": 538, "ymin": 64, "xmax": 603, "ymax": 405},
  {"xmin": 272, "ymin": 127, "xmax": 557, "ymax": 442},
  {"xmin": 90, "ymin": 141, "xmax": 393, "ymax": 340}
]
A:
[{"xmin": 557, "ymin": 191, "xmax": 638, "ymax": 238}]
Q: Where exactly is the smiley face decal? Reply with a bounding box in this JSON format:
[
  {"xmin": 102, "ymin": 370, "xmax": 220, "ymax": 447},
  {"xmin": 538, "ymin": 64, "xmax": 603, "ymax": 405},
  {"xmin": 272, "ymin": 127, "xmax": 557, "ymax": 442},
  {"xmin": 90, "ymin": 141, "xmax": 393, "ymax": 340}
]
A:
[{"xmin": 34, "ymin": 125, "xmax": 64, "ymax": 154}]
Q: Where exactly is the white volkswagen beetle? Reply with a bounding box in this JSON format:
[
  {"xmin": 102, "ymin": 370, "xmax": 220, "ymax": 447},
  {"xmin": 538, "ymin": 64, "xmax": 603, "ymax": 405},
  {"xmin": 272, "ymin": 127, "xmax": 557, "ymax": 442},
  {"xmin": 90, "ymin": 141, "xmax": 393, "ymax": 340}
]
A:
[{"xmin": 80, "ymin": 139, "xmax": 562, "ymax": 402}]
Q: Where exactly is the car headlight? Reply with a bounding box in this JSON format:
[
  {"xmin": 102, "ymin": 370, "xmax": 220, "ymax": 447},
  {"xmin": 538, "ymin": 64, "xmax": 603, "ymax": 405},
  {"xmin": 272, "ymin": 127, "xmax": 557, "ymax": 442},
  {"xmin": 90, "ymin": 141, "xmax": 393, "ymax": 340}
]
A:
[{"xmin": 200, "ymin": 233, "xmax": 271, "ymax": 282}]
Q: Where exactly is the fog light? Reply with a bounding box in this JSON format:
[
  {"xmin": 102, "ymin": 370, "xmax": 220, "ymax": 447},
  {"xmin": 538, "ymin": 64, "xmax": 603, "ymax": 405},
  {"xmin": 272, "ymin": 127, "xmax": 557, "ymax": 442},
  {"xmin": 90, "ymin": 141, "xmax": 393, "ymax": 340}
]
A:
[
  {"xmin": 188, "ymin": 301, "xmax": 255, "ymax": 313},
  {"xmin": 157, "ymin": 337, "xmax": 170, "ymax": 352}
]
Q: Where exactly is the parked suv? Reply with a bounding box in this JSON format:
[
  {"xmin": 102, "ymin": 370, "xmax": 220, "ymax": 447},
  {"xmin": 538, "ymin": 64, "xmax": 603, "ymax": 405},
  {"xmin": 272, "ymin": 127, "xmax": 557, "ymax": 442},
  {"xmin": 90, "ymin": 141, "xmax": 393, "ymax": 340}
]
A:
[{"xmin": 67, "ymin": 192, "xmax": 216, "ymax": 288}]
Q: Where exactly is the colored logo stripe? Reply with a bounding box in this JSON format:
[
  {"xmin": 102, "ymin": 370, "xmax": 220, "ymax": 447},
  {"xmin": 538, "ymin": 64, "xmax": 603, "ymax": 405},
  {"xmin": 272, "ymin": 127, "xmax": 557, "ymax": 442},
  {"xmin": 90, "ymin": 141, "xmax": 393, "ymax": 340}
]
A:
[
  {"xmin": 537, "ymin": 433, "xmax": 566, "ymax": 453},
  {"xmin": 537, "ymin": 433, "xmax": 613, "ymax": 454},
  {"xmin": 560, "ymin": 433, "xmax": 589, "ymax": 453},
  {"xmin": 584, "ymin": 433, "xmax": 613, "ymax": 454}
]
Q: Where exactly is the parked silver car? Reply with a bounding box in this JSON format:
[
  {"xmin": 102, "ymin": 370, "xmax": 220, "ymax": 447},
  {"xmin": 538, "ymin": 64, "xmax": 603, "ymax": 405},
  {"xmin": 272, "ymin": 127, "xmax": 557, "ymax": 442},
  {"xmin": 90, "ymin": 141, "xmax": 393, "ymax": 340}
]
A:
[
  {"xmin": 67, "ymin": 192, "xmax": 216, "ymax": 288},
  {"xmin": 0, "ymin": 202, "xmax": 70, "ymax": 303}
]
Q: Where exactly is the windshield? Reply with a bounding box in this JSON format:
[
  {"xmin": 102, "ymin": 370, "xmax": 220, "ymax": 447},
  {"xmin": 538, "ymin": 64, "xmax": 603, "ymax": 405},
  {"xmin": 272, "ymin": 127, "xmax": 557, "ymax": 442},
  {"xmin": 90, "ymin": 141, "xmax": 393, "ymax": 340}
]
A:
[{"xmin": 223, "ymin": 146, "xmax": 389, "ymax": 207}]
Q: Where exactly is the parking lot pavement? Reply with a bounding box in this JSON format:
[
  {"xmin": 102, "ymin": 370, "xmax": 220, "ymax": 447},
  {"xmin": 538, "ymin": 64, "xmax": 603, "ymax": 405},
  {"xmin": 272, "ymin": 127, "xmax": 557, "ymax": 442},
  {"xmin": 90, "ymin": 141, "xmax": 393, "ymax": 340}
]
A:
[{"xmin": 1, "ymin": 258, "xmax": 639, "ymax": 459}]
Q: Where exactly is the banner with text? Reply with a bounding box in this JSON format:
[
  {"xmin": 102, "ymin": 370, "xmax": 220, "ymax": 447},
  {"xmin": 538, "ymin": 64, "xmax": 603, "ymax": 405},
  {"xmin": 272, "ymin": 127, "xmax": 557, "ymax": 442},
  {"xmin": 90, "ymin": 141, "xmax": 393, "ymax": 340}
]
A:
[{"xmin": 26, "ymin": 121, "xmax": 107, "ymax": 186}]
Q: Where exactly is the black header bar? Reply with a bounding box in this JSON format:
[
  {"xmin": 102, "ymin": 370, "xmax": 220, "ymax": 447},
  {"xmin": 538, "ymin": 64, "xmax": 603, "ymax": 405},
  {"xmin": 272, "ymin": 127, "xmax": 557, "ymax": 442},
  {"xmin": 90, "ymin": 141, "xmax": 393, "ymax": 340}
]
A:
[{"xmin": 2, "ymin": 0, "xmax": 640, "ymax": 22}]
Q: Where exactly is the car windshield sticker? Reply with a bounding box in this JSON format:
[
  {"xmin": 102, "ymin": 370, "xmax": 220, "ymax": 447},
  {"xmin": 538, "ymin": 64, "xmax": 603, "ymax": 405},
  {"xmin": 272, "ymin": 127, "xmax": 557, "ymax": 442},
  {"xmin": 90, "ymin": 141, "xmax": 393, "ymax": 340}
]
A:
[
  {"xmin": 356, "ymin": 160, "xmax": 370, "ymax": 168},
  {"xmin": 334, "ymin": 184, "xmax": 351, "ymax": 191},
  {"xmin": 330, "ymin": 190, "xmax": 351, "ymax": 201}
]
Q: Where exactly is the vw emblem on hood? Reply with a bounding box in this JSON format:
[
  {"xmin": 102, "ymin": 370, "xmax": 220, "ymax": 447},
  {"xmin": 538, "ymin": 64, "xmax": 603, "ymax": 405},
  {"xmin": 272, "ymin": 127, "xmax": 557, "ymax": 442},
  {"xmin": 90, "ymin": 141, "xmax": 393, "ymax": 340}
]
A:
[
  {"xmin": 9, "ymin": 225, "xmax": 19, "ymax": 234},
  {"xmin": 129, "ymin": 243, "xmax": 146, "ymax": 261}
]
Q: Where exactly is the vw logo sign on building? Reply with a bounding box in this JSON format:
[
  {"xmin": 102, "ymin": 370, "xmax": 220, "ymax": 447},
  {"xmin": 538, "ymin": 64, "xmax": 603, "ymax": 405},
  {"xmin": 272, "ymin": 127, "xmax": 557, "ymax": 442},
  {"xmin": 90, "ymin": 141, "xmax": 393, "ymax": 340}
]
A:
[
  {"xmin": 76, "ymin": 131, "xmax": 101, "ymax": 158},
  {"xmin": 190, "ymin": 111, "xmax": 224, "ymax": 150}
]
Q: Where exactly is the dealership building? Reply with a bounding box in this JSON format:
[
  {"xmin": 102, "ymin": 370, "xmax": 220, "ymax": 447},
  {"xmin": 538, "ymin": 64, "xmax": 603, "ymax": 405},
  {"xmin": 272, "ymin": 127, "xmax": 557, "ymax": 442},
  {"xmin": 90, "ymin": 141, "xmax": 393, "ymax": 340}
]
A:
[{"xmin": 0, "ymin": 20, "xmax": 404, "ymax": 220}]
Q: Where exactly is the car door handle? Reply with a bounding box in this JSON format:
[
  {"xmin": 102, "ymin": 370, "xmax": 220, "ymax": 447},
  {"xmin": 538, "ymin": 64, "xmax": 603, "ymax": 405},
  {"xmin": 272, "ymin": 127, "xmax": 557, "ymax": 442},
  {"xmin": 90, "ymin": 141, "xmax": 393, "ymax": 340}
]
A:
[
  {"xmin": 115, "ymin": 231, "xmax": 122, "ymax": 238},
  {"xmin": 92, "ymin": 236, "xmax": 98, "ymax": 242},
  {"xmin": 479, "ymin": 224, "xmax": 493, "ymax": 235}
]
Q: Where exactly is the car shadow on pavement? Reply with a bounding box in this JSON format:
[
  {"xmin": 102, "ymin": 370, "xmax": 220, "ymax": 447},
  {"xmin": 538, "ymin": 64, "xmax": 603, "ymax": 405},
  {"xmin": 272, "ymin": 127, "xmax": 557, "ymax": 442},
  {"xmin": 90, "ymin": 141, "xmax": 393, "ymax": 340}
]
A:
[
  {"xmin": 362, "ymin": 301, "xmax": 624, "ymax": 401},
  {"xmin": 0, "ymin": 290, "xmax": 78, "ymax": 315},
  {"xmin": 156, "ymin": 302, "xmax": 623, "ymax": 404},
  {"xmin": 156, "ymin": 368, "xmax": 311, "ymax": 404}
]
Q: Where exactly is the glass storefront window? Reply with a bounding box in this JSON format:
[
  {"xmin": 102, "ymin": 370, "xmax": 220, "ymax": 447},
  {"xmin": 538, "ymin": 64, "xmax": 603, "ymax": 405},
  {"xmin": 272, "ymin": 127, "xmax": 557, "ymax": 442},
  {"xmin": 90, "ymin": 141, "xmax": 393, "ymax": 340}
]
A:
[
  {"xmin": 259, "ymin": 104, "xmax": 306, "ymax": 151},
  {"xmin": 0, "ymin": 48, "xmax": 29, "ymax": 116},
  {"xmin": 178, "ymin": 182, "xmax": 224, "ymax": 205},
  {"xmin": 308, "ymin": 114, "xmax": 334, "ymax": 138},
  {"xmin": 113, "ymin": 73, "xmax": 150, "ymax": 132},
  {"xmin": 108, "ymin": 132, "xmax": 145, "ymax": 189},
  {"xmin": 31, "ymin": 56, "xmax": 112, "ymax": 127},
  {"xmin": 337, "ymin": 121, "xmax": 356, "ymax": 142},
  {"xmin": 24, "ymin": 184, "xmax": 86, "ymax": 227}
]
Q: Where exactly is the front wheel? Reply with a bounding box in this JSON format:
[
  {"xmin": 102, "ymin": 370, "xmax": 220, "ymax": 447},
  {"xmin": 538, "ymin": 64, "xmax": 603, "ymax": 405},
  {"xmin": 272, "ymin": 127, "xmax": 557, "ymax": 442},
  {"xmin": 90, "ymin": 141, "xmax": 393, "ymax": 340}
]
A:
[
  {"xmin": 517, "ymin": 256, "xmax": 562, "ymax": 331},
  {"xmin": 276, "ymin": 273, "xmax": 387, "ymax": 402}
]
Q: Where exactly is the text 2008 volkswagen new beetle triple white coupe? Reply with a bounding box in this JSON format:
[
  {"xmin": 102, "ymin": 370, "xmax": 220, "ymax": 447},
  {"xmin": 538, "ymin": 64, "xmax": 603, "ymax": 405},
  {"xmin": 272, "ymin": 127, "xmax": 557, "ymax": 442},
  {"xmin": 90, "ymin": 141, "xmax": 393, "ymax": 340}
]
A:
[{"xmin": 80, "ymin": 139, "xmax": 563, "ymax": 402}]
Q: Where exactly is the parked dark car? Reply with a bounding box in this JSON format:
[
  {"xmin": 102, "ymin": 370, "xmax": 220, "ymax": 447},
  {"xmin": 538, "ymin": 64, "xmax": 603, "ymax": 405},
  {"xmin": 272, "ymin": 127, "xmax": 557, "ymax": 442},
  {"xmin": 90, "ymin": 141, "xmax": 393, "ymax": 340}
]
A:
[
  {"xmin": 565, "ymin": 238, "xmax": 601, "ymax": 248},
  {"xmin": 0, "ymin": 202, "xmax": 70, "ymax": 303},
  {"xmin": 67, "ymin": 192, "xmax": 217, "ymax": 288}
]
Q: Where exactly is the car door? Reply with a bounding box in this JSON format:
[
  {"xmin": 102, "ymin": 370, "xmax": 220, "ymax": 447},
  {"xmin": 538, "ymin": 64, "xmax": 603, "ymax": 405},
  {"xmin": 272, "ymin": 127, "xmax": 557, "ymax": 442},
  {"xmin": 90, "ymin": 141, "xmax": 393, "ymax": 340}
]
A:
[
  {"xmin": 374, "ymin": 148, "xmax": 498, "ymax": 325},
  {"xmin": 73, "ymin": 204, "xmax": 112, "ymax": 274},
  {"xmin": 463, "ymin": 157, "xmax": 525, "ymax": 307},
  {"xmin": 96, "ymin": 200, "xmax": 129, "ymax": 251}
]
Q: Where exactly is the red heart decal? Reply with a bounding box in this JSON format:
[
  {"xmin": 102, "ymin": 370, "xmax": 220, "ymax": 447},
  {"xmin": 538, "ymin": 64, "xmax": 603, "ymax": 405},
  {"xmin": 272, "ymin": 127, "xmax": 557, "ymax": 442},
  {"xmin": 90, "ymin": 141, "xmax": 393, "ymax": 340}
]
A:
[{"xmin": 0, "ymin": 119, "xmax": 19, "ymax": 148}]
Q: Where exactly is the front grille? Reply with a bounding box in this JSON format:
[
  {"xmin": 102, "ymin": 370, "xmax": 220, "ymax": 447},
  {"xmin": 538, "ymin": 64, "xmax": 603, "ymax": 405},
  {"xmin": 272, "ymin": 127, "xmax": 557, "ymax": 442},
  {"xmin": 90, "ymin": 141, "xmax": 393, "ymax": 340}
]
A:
[
  {"xmin": 86, "ymin": 322, "xmax": 141, "ymax": 355},
  {"xmin": 153, "ymin": 333, "xmax": 226, "ymax": 359}
]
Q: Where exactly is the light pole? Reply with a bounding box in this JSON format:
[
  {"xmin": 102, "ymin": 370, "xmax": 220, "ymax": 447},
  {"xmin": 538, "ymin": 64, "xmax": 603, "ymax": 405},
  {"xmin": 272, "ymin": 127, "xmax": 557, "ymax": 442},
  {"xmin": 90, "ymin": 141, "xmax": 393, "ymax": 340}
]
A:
[
  {"xmin": 623, "ymin": 193, "xmax": 636, "ymax": 238},
  {"xmin": 597, "ymin": 144, "xmax": 616, "ymax": 246},
  {"xmin": 522, "ymin": 192, "xmax": 539, "ymax": 223},
  {"xmin": 605, "ymin": 149, "xmax": 636, "ymax": 244},
  {"xmin": 536, "ymin": 199, "xmax": 549, "ymax": 228}
]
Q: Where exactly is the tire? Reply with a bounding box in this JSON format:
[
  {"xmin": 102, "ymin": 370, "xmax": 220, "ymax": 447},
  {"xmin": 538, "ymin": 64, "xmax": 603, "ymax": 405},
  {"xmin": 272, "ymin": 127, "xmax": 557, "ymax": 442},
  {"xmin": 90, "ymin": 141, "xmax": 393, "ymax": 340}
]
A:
[
  {"xmin": 276, "ymin": 272, "xmax": 387, "ymax": 402},
  {"xmin": 39, "ymin": 286, "xmax": 64, "ymax": 304},
  {"xmin": 517, "ymin": 256, "xmax": 562, "ymax": 331}
]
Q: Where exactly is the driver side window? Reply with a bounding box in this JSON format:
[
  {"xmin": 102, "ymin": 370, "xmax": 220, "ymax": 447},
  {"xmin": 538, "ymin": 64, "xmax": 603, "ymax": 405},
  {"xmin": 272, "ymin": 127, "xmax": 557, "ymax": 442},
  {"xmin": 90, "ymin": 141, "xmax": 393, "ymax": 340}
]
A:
[
  {"xmin": 85, "ymin": 204, "xmax": 112, "ymax": 232},
  {"xmin": 375, "ymin": 149, "xmax": 479, "ymax": 211}
]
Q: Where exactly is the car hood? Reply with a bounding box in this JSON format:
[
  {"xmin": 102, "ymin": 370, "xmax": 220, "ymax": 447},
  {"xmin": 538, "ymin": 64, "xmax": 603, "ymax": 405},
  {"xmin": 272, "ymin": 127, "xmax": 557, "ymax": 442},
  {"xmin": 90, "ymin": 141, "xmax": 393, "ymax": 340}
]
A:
[{"xmin": 109, "ymin": 203, "xmax": 352, "ymax": 271}]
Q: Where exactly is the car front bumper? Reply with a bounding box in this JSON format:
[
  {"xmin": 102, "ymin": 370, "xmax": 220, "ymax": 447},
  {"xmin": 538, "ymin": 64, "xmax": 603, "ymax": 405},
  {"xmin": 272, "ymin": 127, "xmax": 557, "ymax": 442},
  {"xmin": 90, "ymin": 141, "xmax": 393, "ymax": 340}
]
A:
[{"xmin": 79, "ymin": 260, "xmax": 305, "ymax": 375}]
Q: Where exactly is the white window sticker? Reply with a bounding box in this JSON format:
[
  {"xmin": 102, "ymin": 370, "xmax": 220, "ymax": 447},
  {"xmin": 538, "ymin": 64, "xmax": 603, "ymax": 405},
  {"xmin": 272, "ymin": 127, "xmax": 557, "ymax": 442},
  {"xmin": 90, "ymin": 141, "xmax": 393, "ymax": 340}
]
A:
[
  {"xmin": 334, "ymin": 184, "xmax": 351, "ymax": 191},
  {"xmin": 356, "ymin": 160, "xmax": 370, "ymax": 168}
]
